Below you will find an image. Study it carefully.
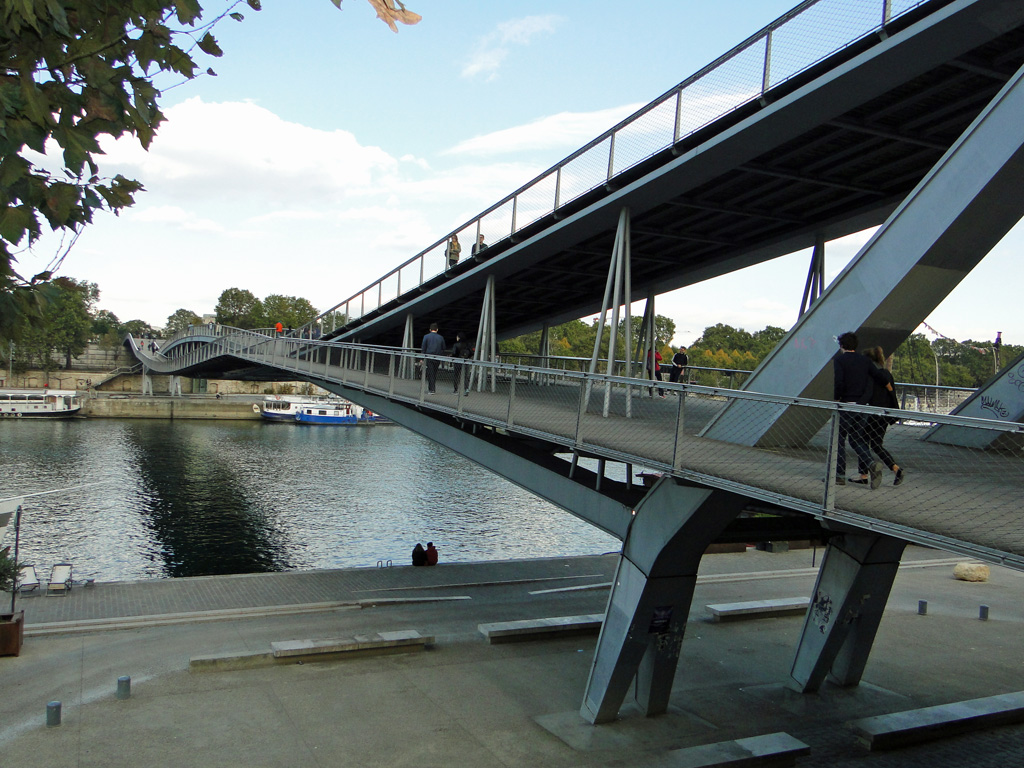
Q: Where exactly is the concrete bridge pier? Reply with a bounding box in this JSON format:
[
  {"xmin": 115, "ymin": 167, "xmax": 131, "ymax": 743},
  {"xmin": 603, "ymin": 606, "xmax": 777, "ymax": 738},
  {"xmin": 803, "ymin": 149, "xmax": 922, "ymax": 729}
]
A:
[
  {"xmin": 581, "ymin": 479, "xmax": 748, "ymax": 724},
  {"xmin": 787, "ymin": 531, "xmax": 906, "ymax": 694}
]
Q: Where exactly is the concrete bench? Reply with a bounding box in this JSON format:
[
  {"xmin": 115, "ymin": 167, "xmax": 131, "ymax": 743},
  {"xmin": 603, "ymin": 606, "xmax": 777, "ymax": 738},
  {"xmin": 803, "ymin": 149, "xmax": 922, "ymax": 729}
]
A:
[
  {"xmin": 271, "ymin": 630, "xmax": 431, "ymax": 658},
  {"xmin": 705, "ymin": 597, "xmax": 809, "ymax": 622},
  {"xmin": 191, "ymin": 630, "xmax": 432, "ymax": 671},
  {"xmin": 662, "ymin": 732, "xmax": 809, "ymax": 767},
  {"xmin": 849, "ymin": 691, "xmax": 1024, "ymax": 750},
  {"xmin": 478, "ymin": 614, "xmax": 604, "ymax": 644}
]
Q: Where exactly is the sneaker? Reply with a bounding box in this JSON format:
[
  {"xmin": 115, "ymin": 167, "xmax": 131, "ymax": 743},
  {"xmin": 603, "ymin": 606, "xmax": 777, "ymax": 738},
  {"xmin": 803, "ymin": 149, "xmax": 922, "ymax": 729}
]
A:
[
  {"xmin": 849, "ymin": 477, "xmax": 868, "ymax": 485},
  {"xmin": 427, "ymin": 390, "xmax": 436, "ymax": 395},
  {"xmin": 869, "ymin": 461, "xmax": 883, "ymax": 490},
  {"xmin": 835, "ymin": 476, "xmax": 847, "ymax": 486},
  {"xmin": 894, "ymin": 468, "xmax": 905, "ymax": 486}
]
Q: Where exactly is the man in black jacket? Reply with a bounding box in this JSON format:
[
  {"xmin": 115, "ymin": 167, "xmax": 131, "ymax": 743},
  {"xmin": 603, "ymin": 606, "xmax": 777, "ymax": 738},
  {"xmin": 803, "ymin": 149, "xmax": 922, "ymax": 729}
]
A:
[{"xmin": 833, "ymin": 331, "xmax": 887, "ymax": 488}]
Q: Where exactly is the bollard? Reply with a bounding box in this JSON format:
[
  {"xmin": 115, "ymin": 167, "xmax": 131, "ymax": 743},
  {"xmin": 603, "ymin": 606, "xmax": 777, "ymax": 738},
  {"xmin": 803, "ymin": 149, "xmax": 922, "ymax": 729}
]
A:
[
  {"xmin": 917, "ymin": 600, "xmax": 928, "ymax": 615},
  {"xmin": 979, "ymin": 605, "xmax": 990, "ymax": 621},
  {"xmin": 116, "ymin": 676, "xmax": 131, "ymax": 700},
  {"xmin": 46, "ymin": 701, "xmax": 61, "ymax": 727}
]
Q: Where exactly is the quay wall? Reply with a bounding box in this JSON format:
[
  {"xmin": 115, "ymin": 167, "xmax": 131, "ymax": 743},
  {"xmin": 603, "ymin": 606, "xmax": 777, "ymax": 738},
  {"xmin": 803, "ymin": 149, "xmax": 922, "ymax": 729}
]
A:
[{"xmin": 82, "ymin": 396, "xmax": 262, "ymax": 420}]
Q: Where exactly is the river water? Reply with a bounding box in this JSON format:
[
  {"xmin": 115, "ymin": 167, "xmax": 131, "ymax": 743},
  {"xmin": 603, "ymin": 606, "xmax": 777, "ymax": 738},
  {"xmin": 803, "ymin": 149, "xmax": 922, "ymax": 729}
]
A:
[{"xmin": 0, "ymin": 419, "xmax": 620, "ymax": 583}]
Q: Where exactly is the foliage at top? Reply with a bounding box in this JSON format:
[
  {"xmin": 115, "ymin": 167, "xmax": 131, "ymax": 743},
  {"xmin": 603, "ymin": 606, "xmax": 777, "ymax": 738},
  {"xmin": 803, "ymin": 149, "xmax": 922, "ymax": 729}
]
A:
[
  {"xmin": 214, "ymin": 287, "xmax": 317, "ymax": 330},
  {"xmin": 0, "ymin": 0, "xmax": 420, "ymax": 343}
]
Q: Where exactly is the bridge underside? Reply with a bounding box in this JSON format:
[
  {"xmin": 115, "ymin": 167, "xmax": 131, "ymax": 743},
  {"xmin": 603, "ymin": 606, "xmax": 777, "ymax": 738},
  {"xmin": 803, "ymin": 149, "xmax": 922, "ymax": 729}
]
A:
[{"xmin": 332, "ymin": 1, "xmax": 1024, "ymax": 347}]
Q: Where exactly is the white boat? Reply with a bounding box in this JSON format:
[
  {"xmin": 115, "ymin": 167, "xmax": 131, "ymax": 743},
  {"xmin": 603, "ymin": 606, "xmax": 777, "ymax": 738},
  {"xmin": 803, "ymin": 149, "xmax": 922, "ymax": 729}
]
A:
[
  {"xmin": 0, "ymin": 389, "xmax": 82, "ymax": 418},
  {"xmin": 259, "ymin": 395, "xmax": 389, "ymax": 425}
]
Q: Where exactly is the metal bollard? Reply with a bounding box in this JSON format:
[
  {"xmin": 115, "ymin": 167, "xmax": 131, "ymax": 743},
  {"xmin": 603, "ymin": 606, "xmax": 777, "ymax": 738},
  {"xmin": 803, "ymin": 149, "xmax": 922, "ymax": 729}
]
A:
[
  {"xmin": 979, "ymin": 605, "xmax": 990, "ymax": 621},
  {"xmin": 917, "ymin": 600, "xmax": 927, "ymax": 615},
  {"xmin": 116, "ymin": 676, "xmax": 131, "ymax": 700},
  {"xmin": 46, "ymin": 701, "xmax": 61, "ymax": 727}
]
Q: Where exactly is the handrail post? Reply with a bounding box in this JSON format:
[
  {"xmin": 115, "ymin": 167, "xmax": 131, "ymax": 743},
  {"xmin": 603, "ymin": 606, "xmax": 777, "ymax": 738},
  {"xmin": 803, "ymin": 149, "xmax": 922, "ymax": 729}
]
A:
[
  {"xmin": 761, "ymin": 29, "xmax": 773, "ymax": 96},
  {"xmin": 388, "ymin": 352, "xmax": 396, "ymax": 397},
  {"xmin": 606, "ymin": 132, "xmax": 616, "ymax": 181},
  {"xmin": 506, "ymin": 367, "xmax": 517, "ymax": 427},
  {"xmin": 671, "ymin": 387, "xmax": 686, "ymax": 470},
  {"xmin": 554, "ymin": 167, "xmax": 562, "ymax": 211},
  {"xmin": 673, "ymin": 88, "xmax": 683, "ymax": 144},
  {"xmin": 575, "ymin": 375, "xmax": 588, "ymax": 448},
  {"xmin": 823, "ymin": 409, "xmax": 841, "ymax": 511},
  {"xmin": 364, "ymin": 349, "xmax": 372, "ymax": 389},
  {"xmin": 511, "ymin": 195, "xmax": 518, "ymax": 236}
]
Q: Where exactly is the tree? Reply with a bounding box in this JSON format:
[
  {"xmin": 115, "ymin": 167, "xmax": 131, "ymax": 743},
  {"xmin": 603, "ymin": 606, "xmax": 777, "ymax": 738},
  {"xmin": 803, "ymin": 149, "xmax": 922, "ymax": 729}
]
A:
[
  {"xmin": 121, "ymin": 319, "xmax": 156, "ymax": 338},
  {"xmin": 262, "ymin": 294, "xmax": 318, "ymax": 330},
  {"xmin": 91, "ymin": 309, "xmax": 120, "ymax": 338},
  {"xmin": 165, "ymin": 308, "xmax": 202, "ymax": 335},
  {"xmin": 17, "ymin": 277, "xmax": 97, "ymax": 371},
  {"xmin": 0, "ymin": 0, "xmax": 420, "ymax": 339},
  {"xmin": 215, "ymin": 287, "xmax": 264, "ymax": 329}
]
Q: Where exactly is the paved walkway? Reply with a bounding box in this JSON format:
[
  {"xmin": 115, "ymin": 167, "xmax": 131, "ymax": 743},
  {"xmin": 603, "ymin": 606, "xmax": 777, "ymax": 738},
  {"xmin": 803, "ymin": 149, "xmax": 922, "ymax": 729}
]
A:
[{"xmin": 2, "ymin": 547, "xmax": 1023, "ymax": 767}]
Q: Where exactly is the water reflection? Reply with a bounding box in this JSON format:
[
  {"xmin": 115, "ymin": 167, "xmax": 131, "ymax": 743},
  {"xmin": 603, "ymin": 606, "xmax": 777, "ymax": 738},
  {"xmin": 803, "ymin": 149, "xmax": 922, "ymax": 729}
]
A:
[{"xmin": 0, "ymin": 419, "xmax": 620, "ymax": 582}]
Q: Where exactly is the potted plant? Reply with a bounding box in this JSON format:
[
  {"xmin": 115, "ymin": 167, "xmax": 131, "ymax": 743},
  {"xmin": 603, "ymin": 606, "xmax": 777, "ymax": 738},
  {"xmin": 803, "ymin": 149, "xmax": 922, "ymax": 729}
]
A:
[{"xmin": 0, "ymin": 547, "xmax": 24, "ymax": 656}]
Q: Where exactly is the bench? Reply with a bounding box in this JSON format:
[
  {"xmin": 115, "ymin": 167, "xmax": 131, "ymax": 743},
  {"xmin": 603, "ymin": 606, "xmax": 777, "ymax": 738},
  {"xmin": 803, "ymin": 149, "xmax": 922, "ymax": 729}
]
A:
[
  {"xmin": 661, "ymin": 732, "xmax": 809, "ymax": 767},
  {"xmin": 849, "ymin": 691, "xmax": 1024, "ymax": 750},
  {"xmin": 478, "ymin": 614, "xmax": 604, "ymax": 644},
  {"xmin": 190, "ymin": 630, "xmax": 432, "ymax": 671},
  {"xmin": 705, "ymin": 597, "xmax": 809, "ymax": 622},
  {"xmin": 270, "ymin": 630, "xmax": 432, "ymax": 659}
]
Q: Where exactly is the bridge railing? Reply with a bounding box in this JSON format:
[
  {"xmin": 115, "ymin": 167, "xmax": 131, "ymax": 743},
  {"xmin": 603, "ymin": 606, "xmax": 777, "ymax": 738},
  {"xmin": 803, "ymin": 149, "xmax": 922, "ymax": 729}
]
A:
[
  {"xmin": 159, "ymin": 334, "xmax": 1023, "ymax": 564},
  {"xmin": 307, "ymin": 0, "xmax": 930, "ymax": 337}
]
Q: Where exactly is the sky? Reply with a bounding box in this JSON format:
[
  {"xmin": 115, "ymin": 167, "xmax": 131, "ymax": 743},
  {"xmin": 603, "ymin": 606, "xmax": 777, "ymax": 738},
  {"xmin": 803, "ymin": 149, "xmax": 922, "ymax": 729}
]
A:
[{"xmin": 17, "ymin": 0, "xmax": 1024, "ymax": 348}]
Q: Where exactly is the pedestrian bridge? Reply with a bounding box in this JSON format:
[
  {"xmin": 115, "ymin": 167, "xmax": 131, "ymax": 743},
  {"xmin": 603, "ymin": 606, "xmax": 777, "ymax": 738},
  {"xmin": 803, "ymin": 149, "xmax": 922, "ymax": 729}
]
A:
[{"xmin": 126, "ymin": 0, "xmax": 1024, "ymax": 726}]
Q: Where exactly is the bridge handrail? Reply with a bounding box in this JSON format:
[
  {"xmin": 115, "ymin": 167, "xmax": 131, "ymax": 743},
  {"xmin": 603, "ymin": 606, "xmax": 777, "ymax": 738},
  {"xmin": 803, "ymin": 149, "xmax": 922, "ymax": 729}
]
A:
[
  {"xmin": 306, "ymin": 0, "xmax": 930, "ymax": 337},
  {"xmin": 177, "ymin": 335, "xmax": 1020, "ymax": 437}
]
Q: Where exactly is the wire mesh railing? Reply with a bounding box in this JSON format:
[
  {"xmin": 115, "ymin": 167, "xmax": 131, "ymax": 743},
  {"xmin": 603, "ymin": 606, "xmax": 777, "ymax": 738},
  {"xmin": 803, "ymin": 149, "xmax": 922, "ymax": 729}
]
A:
[
  {"xmin": 305, "ymin": 0, "xmax": 932, "ymax": 337},
  {"xmin": 145, "ymin": 333, "xmax": 1024, "ymax": 567}
]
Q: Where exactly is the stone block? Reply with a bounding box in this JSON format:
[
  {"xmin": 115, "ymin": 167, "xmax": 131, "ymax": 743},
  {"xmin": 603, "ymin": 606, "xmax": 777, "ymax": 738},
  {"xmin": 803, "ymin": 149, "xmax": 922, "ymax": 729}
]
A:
[{"xmin": 953, "ymin": 562, "xmax": 989, "ymax": 582}]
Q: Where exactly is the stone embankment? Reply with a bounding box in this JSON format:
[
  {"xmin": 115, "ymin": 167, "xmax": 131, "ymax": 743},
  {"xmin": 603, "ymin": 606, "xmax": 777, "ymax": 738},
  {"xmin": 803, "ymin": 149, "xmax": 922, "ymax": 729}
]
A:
[{"xmin": 82, "ymin": 395, "xmax": 263, "ymax": 420}]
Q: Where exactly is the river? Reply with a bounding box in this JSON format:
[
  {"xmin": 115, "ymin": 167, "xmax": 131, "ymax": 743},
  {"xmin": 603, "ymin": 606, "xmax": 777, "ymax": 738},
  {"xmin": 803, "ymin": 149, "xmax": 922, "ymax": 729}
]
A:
[{"xmin": 0, "ymin": 419, "xmax": 620, "ymax": 582}]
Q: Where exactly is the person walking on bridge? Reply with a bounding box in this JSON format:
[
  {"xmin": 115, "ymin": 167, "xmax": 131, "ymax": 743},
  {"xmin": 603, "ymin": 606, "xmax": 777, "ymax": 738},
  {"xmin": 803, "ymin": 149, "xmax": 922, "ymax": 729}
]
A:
[
  {"xmin": 445, "ymin": 234, "xmax": 461, "ymax": 269},
  {"xmin": 471, "ymin": 233, "xmax": 488, "ymax": 257},
  {"xmin": 864, "ymin": 346, "xmax": 905, "ymax": 486},
  {"xmin": 421, "ymin": 323, "xmax": 446, "ymax": 395},
  {"xmin": 669, "ymin": 346, "xmax": 688, "ymax": 384},
  {"xmin": 833, "ymin": 331, "xmax": 887, "ymax": 489}
]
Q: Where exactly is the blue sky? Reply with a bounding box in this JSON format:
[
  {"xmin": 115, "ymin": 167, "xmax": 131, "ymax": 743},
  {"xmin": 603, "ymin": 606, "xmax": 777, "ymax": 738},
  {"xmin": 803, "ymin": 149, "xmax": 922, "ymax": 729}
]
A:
[{"xmin": 20, "ymin": 0, "xmax": 1023, "ymax": 347}]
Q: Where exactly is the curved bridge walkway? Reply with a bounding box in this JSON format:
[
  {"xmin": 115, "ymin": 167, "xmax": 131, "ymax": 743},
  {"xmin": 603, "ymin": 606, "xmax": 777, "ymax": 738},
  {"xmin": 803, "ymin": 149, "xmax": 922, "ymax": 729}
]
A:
[{"xmin": 130, "ymin": 330, "xmax": 1023, "ymax": 723}]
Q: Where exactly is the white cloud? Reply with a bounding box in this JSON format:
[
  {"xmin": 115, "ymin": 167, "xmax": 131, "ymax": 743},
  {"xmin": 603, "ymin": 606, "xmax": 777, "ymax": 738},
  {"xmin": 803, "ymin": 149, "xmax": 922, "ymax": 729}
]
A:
[
  {"xmin": 445, "ymin": 104, "xmax": 643, "ymax": 157},
  {"xmin": 462, "ymin": 15, "xmax": 561, "ymax": 80}
]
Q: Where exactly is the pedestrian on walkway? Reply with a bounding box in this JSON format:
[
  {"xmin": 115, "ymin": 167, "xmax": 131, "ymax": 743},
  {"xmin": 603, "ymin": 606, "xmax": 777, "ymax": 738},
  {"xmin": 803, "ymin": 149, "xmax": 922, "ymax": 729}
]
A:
[
  {"xmin": 445, "ymin": 234, "xmax": 462, "ymax": 269},
  {"xmin": 669, "ymin": 346, "xmax": 688, "ymax": 383},
  {"xmin": 425, "ymin": 542, "xmax": 438, "ymax": 566},
  {"xmin": 648, "ymin": 344, "xmax": 665, "ymax": 398},
  {"xmin": 471, "ymin": 233, "xmax": 488, "ymax": 257},
  {"xmin": 833, "ymin": 331, "xmax": 887, "ymax": 488},
  {"xmin": 421, "ymin": 323, "xmax": 446, "ymax": 395},
  {"xmin": 864, "ymin": 346, "xmax": 905, "ymax": 486},
  {"xmin": 451, "ymin": 331, "xmax": 474, "ymax": 394}
]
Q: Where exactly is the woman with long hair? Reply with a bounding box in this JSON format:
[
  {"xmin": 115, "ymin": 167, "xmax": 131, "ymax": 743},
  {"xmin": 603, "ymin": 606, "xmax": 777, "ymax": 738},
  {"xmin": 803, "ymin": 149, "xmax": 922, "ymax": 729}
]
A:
[{"xmin": 864, "ymin": 346, "xmax": 905, "ymax": 486}]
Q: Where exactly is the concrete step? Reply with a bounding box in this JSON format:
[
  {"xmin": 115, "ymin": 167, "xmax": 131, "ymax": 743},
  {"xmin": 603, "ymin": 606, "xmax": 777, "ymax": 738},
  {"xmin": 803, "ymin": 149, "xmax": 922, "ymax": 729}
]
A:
[
  {"xmin": 849, "ymin": 690, "xmax": 1024, "ymax": 750},
  {"xmin": 662, "ymin": 732, "xmax": 809, "ymax": 767},
  {"xmin": 479, "ymin": 613, "xmax": 604, "ymax": 643},
  {"xmin": 705, "ymin": 597, "xmax": 809, "ymax": 622}
]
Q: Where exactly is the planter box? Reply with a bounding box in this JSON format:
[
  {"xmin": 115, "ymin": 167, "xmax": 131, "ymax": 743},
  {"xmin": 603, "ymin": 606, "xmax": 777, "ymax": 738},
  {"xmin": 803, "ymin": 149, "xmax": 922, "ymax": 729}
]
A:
[{"xmin": 0, "ymin": 611, "xmax": 25, "ymax": 657}]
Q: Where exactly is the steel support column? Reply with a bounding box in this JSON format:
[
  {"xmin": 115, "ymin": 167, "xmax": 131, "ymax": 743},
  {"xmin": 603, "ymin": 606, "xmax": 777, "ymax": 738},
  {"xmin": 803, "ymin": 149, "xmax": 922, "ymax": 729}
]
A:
[
  {"xmin": 581, "ymin": 479, "xmax": 748, "ymax": 724},
  {"xmin": 787, "ymin": 532, "xmax": 906, "ymax": 693},
  {"xmin": 472, "ymin": 275, "xmax": 497, "ymax": 393},
  {"xmin": 587, "ymin": 207, "xmax": 633, "ymax": 417},
  {"xmin": 703, "ymin": 60, "xmax": 1024, "ymax": 448}
]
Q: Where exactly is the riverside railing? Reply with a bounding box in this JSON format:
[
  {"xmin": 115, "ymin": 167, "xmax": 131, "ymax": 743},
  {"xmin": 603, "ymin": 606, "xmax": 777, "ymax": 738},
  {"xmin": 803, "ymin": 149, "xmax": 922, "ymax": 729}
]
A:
[
  {"xmin": 155, "ymin": 333, "xmax": 1023, "ymax": 566},
  {"xmin": 305, "ymin": 0, "xmax": 931, "ymax": 338}
]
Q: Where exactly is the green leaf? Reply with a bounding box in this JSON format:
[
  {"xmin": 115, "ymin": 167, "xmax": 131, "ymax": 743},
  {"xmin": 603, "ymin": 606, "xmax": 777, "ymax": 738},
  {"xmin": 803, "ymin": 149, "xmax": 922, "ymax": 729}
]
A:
[
  {"xmin": 330, "ymin": 0, "xmax": 342, "ymax": 8},
  {"xmin": 229, "ymin": 12, "xmax": 243, "ymax": 21},
  {"xmin": 247, "ymin": 0, "xmax": 262, "ymax": 9},
  {"xmin": 197, "ymin": 32, "xmax": 223, "ymax": 57},
  {"xmin": 43, "ymin": 0, "xmax": 70, "ymax": 36},
  {"xmin": 0, "ymin": 205, "xmax": 34, "ymax": 245},
  {"xmin": 173, "ymin": 0, "xmax": 203, "ymax": 26}
]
